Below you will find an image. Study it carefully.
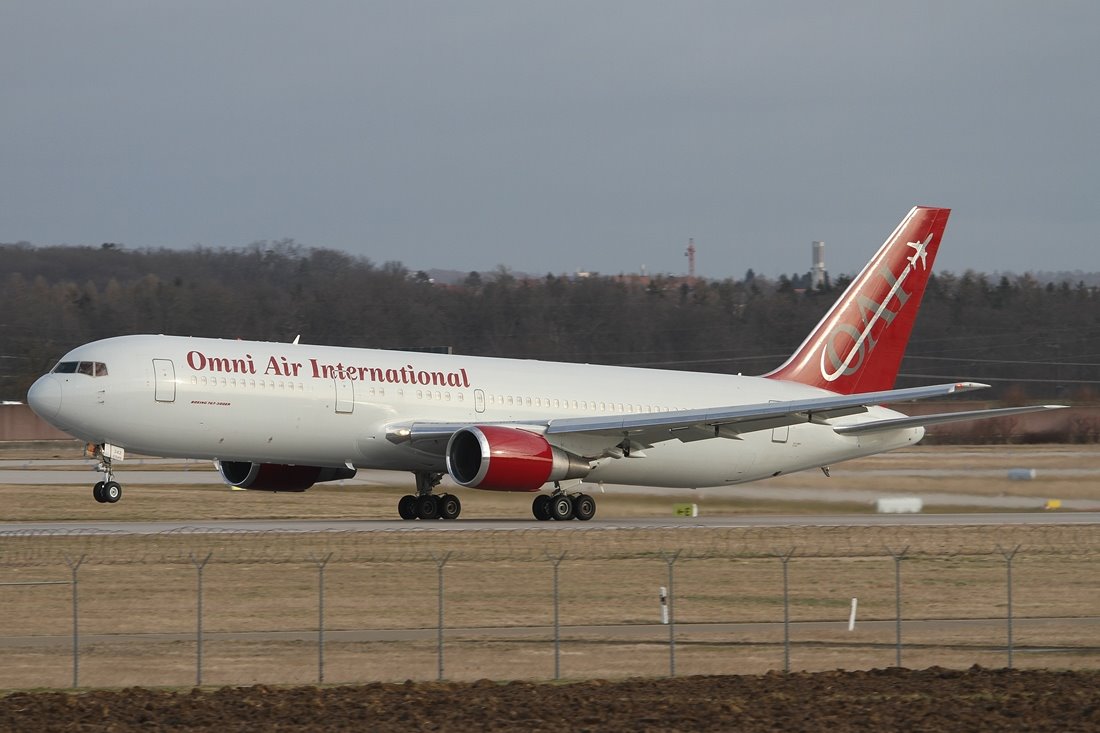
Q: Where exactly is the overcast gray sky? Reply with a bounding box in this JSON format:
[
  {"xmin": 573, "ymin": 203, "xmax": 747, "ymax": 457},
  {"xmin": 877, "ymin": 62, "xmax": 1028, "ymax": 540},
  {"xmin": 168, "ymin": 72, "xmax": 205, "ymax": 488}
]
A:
[{"xmin": 2, "ymin": 2, "xmax": 1098, "ymax": 279}]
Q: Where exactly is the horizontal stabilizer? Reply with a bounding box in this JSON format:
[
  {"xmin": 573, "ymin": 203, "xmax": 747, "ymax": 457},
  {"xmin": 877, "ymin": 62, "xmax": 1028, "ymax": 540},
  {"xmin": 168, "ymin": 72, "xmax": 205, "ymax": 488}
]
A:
[{"xmin": 832, "ymin": 405, "xmax": 1066, "ymax": 436}]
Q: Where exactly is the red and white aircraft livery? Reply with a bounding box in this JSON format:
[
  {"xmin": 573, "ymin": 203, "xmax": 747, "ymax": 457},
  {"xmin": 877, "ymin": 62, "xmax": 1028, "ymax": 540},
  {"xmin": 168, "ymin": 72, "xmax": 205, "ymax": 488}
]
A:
[{"xmin": 27, "ymin": 207, "xmax": 1061, "ymax": 521}]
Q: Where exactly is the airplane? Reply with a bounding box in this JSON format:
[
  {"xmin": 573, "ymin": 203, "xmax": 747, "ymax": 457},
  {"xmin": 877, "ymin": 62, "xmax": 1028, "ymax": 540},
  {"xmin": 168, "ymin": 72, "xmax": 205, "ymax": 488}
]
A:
[{"xmin": 26, "ymin": 206, "xmax": 1062, "ymax": 521}]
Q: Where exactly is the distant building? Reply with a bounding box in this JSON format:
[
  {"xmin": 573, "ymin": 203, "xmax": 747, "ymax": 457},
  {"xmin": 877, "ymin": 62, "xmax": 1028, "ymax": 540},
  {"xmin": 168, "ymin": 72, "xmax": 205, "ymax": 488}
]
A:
[{"xmin": 810, "ymin": 241, "xmax": 828, "ymax": 289}]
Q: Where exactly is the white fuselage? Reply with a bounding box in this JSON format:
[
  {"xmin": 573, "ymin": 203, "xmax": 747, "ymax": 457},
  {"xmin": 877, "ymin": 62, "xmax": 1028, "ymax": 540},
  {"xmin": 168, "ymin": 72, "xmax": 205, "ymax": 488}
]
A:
[{"xmin": 28, "ymin": 334, "xmax": 922, "ymax": 489}]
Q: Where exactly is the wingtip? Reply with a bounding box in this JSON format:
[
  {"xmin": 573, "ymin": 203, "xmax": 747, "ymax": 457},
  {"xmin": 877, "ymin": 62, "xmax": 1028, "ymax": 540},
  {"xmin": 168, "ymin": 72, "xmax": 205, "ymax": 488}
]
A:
[{"xmin": 953, "ymin": 381, "xmax": 991, "ymax": 392}]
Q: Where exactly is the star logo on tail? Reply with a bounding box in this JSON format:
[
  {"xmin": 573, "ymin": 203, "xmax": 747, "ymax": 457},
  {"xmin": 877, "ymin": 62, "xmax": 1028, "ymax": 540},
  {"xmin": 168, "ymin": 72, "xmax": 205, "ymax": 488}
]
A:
[{"xmin": 906, "ymin": 233, "xmax": 933, "ymax": 270}]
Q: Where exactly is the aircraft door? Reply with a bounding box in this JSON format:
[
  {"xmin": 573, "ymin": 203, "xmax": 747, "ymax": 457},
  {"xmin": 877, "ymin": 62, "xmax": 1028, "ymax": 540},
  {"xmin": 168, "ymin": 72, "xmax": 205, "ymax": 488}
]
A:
[
  {"xmin": 153, "ymin": 359, "xmax": 176, "ymax": 403},
  {"xmin": 334, "ymin": 379, "xmax": 354, "ymax": 414},
  {"xmin": 474, "ymin": 388, "xmax": 486, "ymax": 413}
]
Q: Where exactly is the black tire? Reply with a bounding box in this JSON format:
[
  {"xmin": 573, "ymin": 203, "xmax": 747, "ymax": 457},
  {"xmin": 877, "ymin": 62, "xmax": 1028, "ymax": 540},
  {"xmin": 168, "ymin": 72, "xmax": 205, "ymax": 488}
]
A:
[
  {"xmin": 572, "ymin": 493, "xmax": 596, "ymax": 521},
  {"xmin": 103, "ymin": 481, "xmax": 122, "ymax": 503},
  {"xmin": 416, "ymin": 494, "xmax": 440, "ymax": 520},
  {"xmin": 92, "ymin": 481, "xmax": 107, "ymax": 503},
  {"xmin": 532, "ymin": 494, "xmax": 552, "ymax": 521},
  {"xmin": 550, "ymin": 495, "xmax": 574, "ymax": 521},
  {"xmin": 438, "ymin": 494, "xmax": 462, "ymax": 520},
  {"xmin": 398, "ymin": 494, "xmax": 418, "ymax": 520}
]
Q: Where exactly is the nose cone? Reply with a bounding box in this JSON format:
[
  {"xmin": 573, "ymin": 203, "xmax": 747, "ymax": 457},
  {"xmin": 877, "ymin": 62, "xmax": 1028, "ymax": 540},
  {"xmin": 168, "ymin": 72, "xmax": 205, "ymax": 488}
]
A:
[{"xmin": 27, "ymin": 375, "xmax": 62, "ymax": 421}]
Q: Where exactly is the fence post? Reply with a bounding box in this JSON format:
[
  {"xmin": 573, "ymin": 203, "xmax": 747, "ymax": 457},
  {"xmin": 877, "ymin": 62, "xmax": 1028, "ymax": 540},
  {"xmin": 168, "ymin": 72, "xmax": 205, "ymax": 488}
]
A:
[
  {"xmin": 660, "ymin": 551, "xmax": 682, "ymax": 677},
  {"xmin": 430, "ymin": 551, "xmax": 452, "ymax": 681},
  {"xmin": 190, "ymin": 552, "xmax": 213, "ymax": 687},
  {"xmin": 63, "ymin": 554, "xmax": 85, "ymax": 688},
  {"xmin": 546, "ymin": 551, "xmax": 567, "ymax": 680},
  {"xmin": 997, "ymin": 544, "xmax": 1021, "ymax": 669},
  {"xmin": 311, "ymin": 552, "xmax": 333, "ymax": 684},
  {"xmin": 774, "ymin": 548, "xmax": 795, "ymax": 673},
  {"xmin": 885, "ymin": 545, "xmax": 909, "ymax": 668}
]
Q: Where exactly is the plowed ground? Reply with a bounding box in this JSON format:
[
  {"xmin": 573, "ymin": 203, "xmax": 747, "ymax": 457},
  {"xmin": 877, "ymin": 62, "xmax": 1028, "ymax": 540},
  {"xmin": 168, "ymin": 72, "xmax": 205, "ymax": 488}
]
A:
[{"xmin": 3, "ymin": 667, "xmax": 1099, "ymax": 732}]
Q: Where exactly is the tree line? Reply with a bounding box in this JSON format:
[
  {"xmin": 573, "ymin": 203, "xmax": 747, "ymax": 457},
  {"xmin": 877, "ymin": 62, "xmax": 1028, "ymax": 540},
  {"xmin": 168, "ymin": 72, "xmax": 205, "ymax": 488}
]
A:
[{"xmin": 2, "ymin": 240, "xmax": 1097, "ymax": 402}]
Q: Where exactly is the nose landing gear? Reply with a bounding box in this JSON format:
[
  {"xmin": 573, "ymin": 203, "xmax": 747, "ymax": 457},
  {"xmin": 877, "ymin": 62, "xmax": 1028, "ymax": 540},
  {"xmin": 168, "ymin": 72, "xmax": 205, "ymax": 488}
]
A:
[
  {"xmin": 92, "ymin": 480, "xmax": 122, "ymax": 504},
  {"xmin": 89, "ymin": 444, "xmax": 123, "ymax": 504}
]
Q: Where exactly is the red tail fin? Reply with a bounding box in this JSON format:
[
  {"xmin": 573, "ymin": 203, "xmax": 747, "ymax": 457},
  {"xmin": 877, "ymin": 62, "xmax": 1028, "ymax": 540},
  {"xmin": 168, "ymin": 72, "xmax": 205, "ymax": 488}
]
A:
[{"xmin": 764, "ymin": 206, "xmax": 950, "ymax": 394}]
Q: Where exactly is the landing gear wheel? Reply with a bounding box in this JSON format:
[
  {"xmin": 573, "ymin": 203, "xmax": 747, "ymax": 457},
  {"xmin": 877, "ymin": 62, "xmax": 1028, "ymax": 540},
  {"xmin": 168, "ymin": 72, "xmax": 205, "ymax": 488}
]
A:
[
  {"xmin": 416, "ymin": 494, "xmax": 440, "ymax": 520},
  {"xmin": 572, "ymin": 493, "xmax": 596, "ymax": 521},
  {"xmin": 398, "ymin": 494, "xmax": 418, "ymax": 520},
  {"xmin": 550, "ymin": 494, "xmax": 574, "ymax": 521},
  {"xmin": 438, "ymin": 494, "xmax": 462, "ymax": 520},
  {"xmin": 92, "ymin": 481, "xmax": 107, "ymax": 503},
  {"xmin": 532, "ymin": 494, "xmax": 553, "ymax": 521},
  {"xmin": 102, "ymin": 481, "xmax": 122, "ymax": 503}
]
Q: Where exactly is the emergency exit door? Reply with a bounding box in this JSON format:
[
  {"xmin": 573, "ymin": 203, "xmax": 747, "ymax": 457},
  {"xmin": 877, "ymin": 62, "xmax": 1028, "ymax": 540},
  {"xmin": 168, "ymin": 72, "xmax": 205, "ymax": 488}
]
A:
[{"xmin": 334, "ymin": 379, "xmax": 354, "ymax": 413}]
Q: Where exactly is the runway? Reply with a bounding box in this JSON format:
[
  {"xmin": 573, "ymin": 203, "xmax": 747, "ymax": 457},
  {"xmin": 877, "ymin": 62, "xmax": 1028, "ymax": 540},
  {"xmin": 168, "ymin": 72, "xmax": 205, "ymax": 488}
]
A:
[
  {"xmin": 3, "ymin": 451, "xmax": 1099, "ymax": 533},
  {"xmin": 3, "ymin": 512, "xmax": 1099, "ymax": 534}
]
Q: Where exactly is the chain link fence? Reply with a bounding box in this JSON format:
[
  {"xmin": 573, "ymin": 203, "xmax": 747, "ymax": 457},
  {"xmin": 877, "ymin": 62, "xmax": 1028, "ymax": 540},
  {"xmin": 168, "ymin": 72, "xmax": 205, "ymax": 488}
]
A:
[{"xmin": 1, "ymin": 524, "xmax": 1097, "ymax": 688}]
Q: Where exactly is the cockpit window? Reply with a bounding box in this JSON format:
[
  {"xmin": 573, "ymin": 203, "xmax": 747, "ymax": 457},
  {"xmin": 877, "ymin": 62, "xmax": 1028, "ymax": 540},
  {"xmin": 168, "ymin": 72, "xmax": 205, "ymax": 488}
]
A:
[{"xmin": 52, "ymin": 361, "xmax": 109, "ymax": 376}]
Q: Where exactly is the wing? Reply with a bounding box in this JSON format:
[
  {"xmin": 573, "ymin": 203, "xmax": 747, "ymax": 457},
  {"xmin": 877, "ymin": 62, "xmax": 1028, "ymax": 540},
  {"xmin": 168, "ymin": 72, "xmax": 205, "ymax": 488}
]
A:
[{"xmin": 387, "ymin": 381, "xmax": 1062, "ymax": 458}]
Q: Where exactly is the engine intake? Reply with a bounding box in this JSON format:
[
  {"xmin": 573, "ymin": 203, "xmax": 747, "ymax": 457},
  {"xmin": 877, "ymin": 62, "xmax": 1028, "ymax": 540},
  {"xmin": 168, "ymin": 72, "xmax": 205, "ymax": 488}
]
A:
[
  {"xmin": 446, "ymin": 425, "xmax": 590, "ymax": 492},
  {"xmin": 216, "ymin": 461, "xmax": 356, "ymax": 492}
]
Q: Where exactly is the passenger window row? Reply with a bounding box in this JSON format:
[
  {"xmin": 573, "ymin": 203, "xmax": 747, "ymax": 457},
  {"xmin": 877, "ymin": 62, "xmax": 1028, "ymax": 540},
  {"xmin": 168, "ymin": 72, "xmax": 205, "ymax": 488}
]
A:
[{"xmin": 189, "ymin": 375, "xmax": 304, "ymax": 392}]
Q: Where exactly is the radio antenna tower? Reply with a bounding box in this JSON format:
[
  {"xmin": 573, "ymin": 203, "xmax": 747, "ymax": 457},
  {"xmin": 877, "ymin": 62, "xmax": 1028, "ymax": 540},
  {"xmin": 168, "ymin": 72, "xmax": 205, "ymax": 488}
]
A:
[{"xmin": 685, "ymin": 238, "xmax": 696, "ymax": 280}]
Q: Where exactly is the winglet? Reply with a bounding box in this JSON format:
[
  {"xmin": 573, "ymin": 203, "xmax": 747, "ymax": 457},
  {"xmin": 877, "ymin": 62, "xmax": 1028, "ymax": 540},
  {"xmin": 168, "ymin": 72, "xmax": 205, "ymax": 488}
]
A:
[{"xmin": 765, "ymin": 206, "xmax": 951, "ymax": 394}]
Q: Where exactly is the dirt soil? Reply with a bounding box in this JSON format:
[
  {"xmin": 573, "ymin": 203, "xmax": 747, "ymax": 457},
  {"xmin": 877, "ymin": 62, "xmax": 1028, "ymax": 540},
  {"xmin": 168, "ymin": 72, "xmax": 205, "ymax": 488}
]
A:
[{"xmin": 3, "ymin": 667, "xmax": 1099, "ymax": 732}]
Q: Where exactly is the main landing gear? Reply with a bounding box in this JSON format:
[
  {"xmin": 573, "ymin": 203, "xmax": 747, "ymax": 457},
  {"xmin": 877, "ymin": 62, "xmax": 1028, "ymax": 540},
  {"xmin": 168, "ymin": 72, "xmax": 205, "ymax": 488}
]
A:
[
  {"xmin": 532, "ymin": 487, "xmax": 596, "ymax": 521},
  {"xmin": 399, "ymin": 471, "xmax": 461, "ymax": 521},
  {"xmin": 90, "ymin": 445, "xmax": 122, "ymax": 504}
]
